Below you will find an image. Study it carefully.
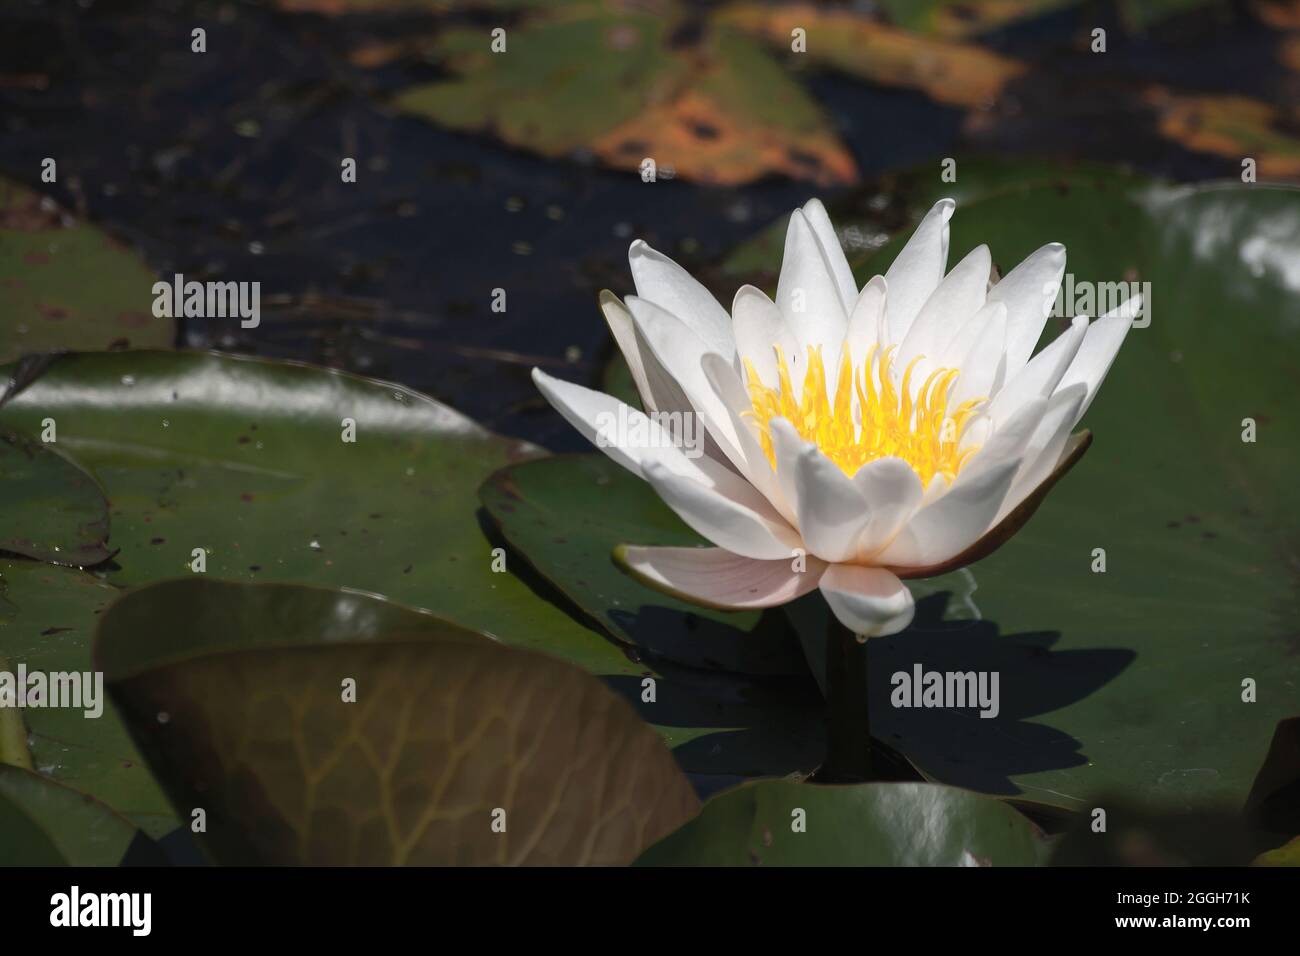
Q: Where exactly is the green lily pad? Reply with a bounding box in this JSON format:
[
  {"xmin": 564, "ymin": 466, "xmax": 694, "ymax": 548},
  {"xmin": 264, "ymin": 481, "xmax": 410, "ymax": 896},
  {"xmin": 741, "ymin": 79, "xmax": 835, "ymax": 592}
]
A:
[
  {"xmin": 0, "ymin": 430, "xmax": 111, "ymax": 567},
  {"xmin": 825, "ymin": 178, "xmax": 1300, "ymax": 810},
  {"xmin": 480, "ymin": 455, "xmax": 807, "ymax": 675},
  {"xmin": 589, "ymin": 168, "xmax": 1299, "ymax": 811},
  {"xmin": 636, "ymin": 779, "xmax": 1044, "ymax": 865},
  {"xmin": 0, "ymin": 179, "xmax": 172, "ymax": 362},
  {"xmin": 1047, "ymin": 795, "xmax": 1254, "ymax": 865},
  {"xmin": 0, "ymin": 351, "xmax": 827, "ymax": 800},
  {"xmin": 0, "ymin": 559, "xmax": 174, "ymax": 836},
  {"xmin": 0, "ymin": 764, "xmax": 139, "ymax": 866},
  {"xmin": 98, "ymin": 578, "xmax": 700, "ymax": 865}
]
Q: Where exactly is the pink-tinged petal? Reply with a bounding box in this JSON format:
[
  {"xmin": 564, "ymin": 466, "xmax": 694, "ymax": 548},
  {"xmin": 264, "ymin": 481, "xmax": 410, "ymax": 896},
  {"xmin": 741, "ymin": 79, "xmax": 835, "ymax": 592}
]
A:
[
  {"xmin": 614, "ymin": 545, "xmax": 825, "ymax": 609},
  {"xmin": 884, "ymin": 199, "xmax": 954, "ymax": 346},
  {"xmin": 628, "ymin": 240, "xmax": 734, "ymax": 360},
  {"xmin": 819, "ymin": 564, "xmax": 915, "ymax": 638},
  {"xmin": 987, "ymin": 241, "xmax": 1066, "ymax": 376},
  {"xmin": 642, "ymin": 461, "xmax": 802, "ymax": 561}
]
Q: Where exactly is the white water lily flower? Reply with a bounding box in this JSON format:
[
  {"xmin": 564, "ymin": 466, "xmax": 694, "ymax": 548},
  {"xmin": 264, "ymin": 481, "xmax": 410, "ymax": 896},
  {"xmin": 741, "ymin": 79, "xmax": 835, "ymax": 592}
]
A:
[{"xmin": 533, "ymin": 199, "xmax": 1138, "ymax": 638}]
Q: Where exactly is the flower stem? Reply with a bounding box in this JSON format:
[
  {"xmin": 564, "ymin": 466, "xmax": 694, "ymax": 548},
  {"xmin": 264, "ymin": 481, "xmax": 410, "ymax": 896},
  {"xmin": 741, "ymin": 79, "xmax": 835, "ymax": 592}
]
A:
[{"xmin": 822, "ymin": 616, "xmax": 872, "ymax": 783}]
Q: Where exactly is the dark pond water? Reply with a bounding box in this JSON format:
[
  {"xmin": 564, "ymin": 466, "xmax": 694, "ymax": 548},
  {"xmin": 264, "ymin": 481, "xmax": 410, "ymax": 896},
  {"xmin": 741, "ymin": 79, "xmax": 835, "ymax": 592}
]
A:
[{"xmin": 1, "ymin": 0, "xmax": 1292, "ymax": 449}]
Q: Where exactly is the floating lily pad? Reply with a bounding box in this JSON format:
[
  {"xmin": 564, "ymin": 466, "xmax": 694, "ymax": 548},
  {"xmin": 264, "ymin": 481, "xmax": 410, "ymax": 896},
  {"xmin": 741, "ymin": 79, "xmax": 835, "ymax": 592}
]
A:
[
  {"xmin": 0, "ymin": 179, "xmax": 172, "ymax": 362},
  {"xmin": 0, "ymin": 430, "xmax": 111, "ymax": 567},
  {"xmin": 98, "ymin": 578, "xmax": 700, "ymax": 865},
  {"xmin": 595, "ymin": 171, "xmax": 1299, "ymax": 811},
  {"xmin": 828, "ymin": 179, "xmax": 1300, "ymax": 810},
  {"xmin": 0, "ymin": 763, "xmax": 140, "ymax": 866},
  {"xmin": 0, "ymin": 351, "xmax": 825, "ymax": 798},
  {"xmin": 392, "ymin": 5, "xmax": 856, "ymax": 186},
  {"xmin": 481, "ymin": 455, "xmax": 808, "ymax": 675},
  {"xmin": 636, "ymin": 779, "xmax": 1045, "ymax": 866},
  {"xmin": 0, "ymin": 559, "xmax": 174, "ymax": 836}
]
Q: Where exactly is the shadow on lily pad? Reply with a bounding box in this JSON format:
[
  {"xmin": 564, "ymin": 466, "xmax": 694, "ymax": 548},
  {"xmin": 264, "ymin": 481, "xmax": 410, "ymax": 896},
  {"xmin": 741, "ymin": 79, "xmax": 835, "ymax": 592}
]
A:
[{"xmin": 871, "ymin": 592, "xmax": 1136, "ymax": 796}]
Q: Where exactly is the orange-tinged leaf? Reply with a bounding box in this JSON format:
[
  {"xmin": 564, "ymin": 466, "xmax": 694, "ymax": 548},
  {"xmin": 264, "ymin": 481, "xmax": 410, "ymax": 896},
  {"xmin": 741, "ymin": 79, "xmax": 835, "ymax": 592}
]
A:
[{"xmin": 718, "ymin": 3, "xmax": 1027, "ymax": 108}]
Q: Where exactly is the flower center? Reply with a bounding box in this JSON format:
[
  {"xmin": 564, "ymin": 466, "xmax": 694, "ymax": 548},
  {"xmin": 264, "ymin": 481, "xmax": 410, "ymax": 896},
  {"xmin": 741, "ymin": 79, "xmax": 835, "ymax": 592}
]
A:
[{"xmin": 743, "ymin": 344, "xmax": 984, "ymax": 486}]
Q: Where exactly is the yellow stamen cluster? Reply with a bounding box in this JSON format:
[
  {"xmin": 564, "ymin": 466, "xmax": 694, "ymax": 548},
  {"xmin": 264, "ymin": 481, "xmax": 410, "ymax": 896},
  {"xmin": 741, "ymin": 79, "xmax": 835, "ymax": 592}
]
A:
[{"xmin": 744, "ymin": 344, "xmax": 984, "ymax": 486}]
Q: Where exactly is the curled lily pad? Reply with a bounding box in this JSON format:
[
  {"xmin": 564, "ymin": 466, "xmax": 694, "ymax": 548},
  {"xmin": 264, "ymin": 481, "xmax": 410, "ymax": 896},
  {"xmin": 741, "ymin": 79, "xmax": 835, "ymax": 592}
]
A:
[{"xmin": 98, "ymin": 578, "xmax": 700, "ymax": 865}]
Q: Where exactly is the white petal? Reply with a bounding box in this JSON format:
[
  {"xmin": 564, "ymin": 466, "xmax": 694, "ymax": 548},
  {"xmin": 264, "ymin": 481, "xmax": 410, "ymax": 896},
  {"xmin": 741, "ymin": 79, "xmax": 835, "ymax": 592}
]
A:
[
  {"xmin": 617, "ymin": 545, "xmax": 825, "ymax": 609},
  {"xmin": 884, "ymin": 199, "xmax": 954, "ymax": 346},
  {"xmin": 701, "ymin": 353, "xmax": 794, "ymax": 523},
  {"xmin": 784, "ymin": 426, "xmax": 871, "ymax": 563},
  {"xmin": 877, "ymin": 398, "xmax": 1045, "ymax": 568},
  {"xmin": 642, "ymin": 461, "xmax": 802, "ymax": 561},
  {"xmin": 776, "ymin": 210, "xmax": 849, "ymax": 368},
  {"xmin": 627, "ymin": 295, "xmax": 747, "ymax": 470},
  {"xmin": 897, "ymin": 243, "xmax": 991, "ymax": 375},
  {"xmin": 768, "ymin": 418, "xmax": 810, "ymax": 536},
  {"xmin": 599, "ymin": 291, "xmax": 656, "ymax": 411},
  {"xmin": 801, "ymin": 198, "xmax": 858, "ymax": 313},
  {"xmin": 531, "ymin": 368, "xmax": 745, "ymax": 494},
  {"xmin": 947, "ymin": 303, "xmax": 1007, "ymax": 409},
  {"xmin": 961, "ymin": 395, "xmax": 1048, "ymax": 482},
  {"xmin": 852, "ymin": 457, "xmax": 925, "ymax": 560},
  {"xmin": 1055, "ymin": 295, "xmax": 1139, "ymax": 422},
  {"xmin": 845, "ymin": 274, "xmax": 887, "ymax": 371},
  {"xmin": 877, "ymin": 457, "xmax": 1023, "ymax": 568},
  {"xmin": 628, "ymin": 240, "xmax": 735, "ymax": 360},
  {"xmin": 987, "ymin": 241, "xmax": 1066, "ymax": 376},
  {"xmin": 997, "ymin": 383, "xmax": 1087, "ymax": 521},
  {"xmin": 732, "ymin": 284, "xmax": 796, "ymax": 392},
  {"xmin": 938, "ymin": 295, "xmax": 1004, "ymax": 363},
  {"xmin": 819, "ymin": 565, "xmax": 915, "ymax": 638},
  {"xmin": 985, "ymin": 315, "xmax": 1087, "ymax": 428}
]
